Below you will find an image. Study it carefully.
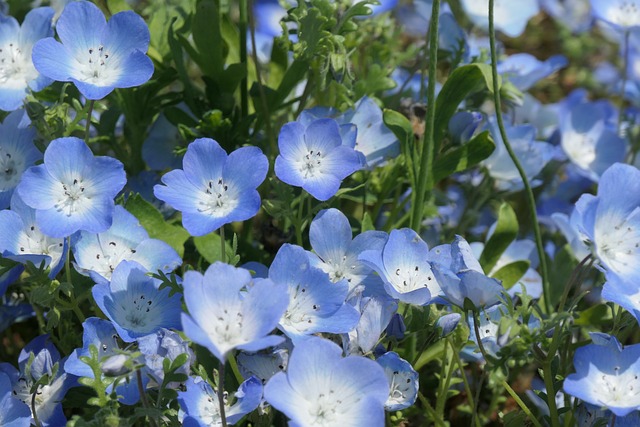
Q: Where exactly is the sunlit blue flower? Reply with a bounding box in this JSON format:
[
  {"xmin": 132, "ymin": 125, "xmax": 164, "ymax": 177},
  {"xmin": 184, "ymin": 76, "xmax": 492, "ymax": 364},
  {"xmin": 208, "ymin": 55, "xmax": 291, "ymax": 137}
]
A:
[
  {"xmin": 182, "ymin": 262, "xmax": 288, "ymax": 362},
  {"xmin": 16, "ymin": 137, "xmax": 126, "ymax": 238},
  {"xmin": 497, "ymin": 53, "xmax": 567, "ymax": 91},
  {"xmin": 360, "ymin": 228, "xmax": 440, "ymax": 305},
  {"xmin": 179, "ymin": 376, "xmax": 263, "ymax": 426},
  {"xmin": 0, "ymin": 110, "xmax": 41, "ymax": 209},
  {"xmin": 0, "ymin": 192, "xmax": 66, "ymax": 278},
  {"xmin": 72, "ymin": 205, "xmax": 181, "ymax": 284},
  {"xmin": 377, "ymin": 351, "xmax": 419, "ymax": 411},
  {"xmin": 430, "ymin": 235, "xmax": 504, "ymax": 309},
  {"xmin": 264, "ymin": 336, "xmax": 389, "ymax": 427},
  {"xmin": 154, "ymin": 138, "xmax": 268, "ymax": 236},
  {"xmin": 32, "ymin": 1, "xmax": 154, "ymax": 99},
  {"xmin": 275, "ymin": 118, "xmax": 364, "ymax": 201},
  {"xmin": 591, "ymin": 0, "xmax": 640, "ymax": 31},
  {"xmin": 92, "ymin": 260, "xmax": 182, "ymax": 342},
  {"xmin": 0, "ymin": 7, "xmax": 54, "ymax": 111},
  {"xmin": 541, "ymin": 0, "xmax": 593, "ymax": 33},
  {"xmin": 269, "ymin": 244, "xmax": 360, "ymax": 341},
  {"xmin": 460, "ymin": 0, "xmax": 540, "ymax": 37},
  {"xmin": 0, "ymin": 371, "xmax": 30, "ymax": 427},
  {"xmin": 0, "ymin": 335, "xmax": 76, "ymax": 427},
  {"xmin": 564, "ymin": 334, "xmax": 640, "ymax": 416},
  {"xmin": 308, "ymin": 208, "xmax": 387, "ymax": 296}
]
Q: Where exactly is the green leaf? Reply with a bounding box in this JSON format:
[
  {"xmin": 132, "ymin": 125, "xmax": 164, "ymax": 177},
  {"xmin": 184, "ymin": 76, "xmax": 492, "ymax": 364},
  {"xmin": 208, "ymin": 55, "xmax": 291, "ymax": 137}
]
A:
[
  {"xmin": 433, "ymin": 63, "xmax": 498, "ymax": 152},
  {"xmin": 192, "ymin": 0, "xmax": 224, "ymax": 78},
  {"xmin": 124, "ymin": 194, "xmax": 190, "ymax": 258},
  {"xmin": 382, "ymin": 108, "xmax": 413, "ymax": 145},
  {"xmin": 492, "ymin": 260, "xmax": 530, "ymax": 290},
  {"xmin": 193, "ymin": 232, "xmax": 239, "ymax": 266},
  {"xmin": 548, "ymin": 244, "xmax": 579, "ymax": 308},
  {"xmin": 575, "ymin": 304, "xmax": 611, "ymax": 326},
  {"xmin": 361, "ymin": 212, "xmax": 375, "ymax": 232},
  {"xmin": 479, "ymin": 203, "xmax": 518, "ymax": 272},
  {"xmin": 432, "ymin": 131, "xmax": 495, "ymax": 182}
]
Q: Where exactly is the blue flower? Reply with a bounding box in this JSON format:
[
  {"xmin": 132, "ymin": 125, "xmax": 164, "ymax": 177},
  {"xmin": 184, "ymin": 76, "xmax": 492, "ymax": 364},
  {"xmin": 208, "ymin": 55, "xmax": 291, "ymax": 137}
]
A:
[
  {"xmin": 591, "ymin": 0, "xmax": 640, "ymax": 31},
  {"xmin": 430, "ymin": 236, "xmax": 504, "ymax": 310},
  {"xmin": 0, "ymin": 192, "xmax": 66, "ymax": 278},
  {"xmin": 269, "ymin": 244, "xmax": 360, "ymax": 341},
  {"xmin": 154, "ymin": 138, "xmax": 268, "ymax": 236},
  {"xmin": 564, "ymin": 334, "xmax": 640, "ymax": 416},
  {"xmin": 275, "ymin": 118, "xmax": 364, "ymax": 201},
  {"xmin": 344, "ymin": 286, "xmax": 398, "ymax": 355},
  {"xmin": 0, "ymin": 110, "xmax": 42, "ymax": 209},
  {"xmin": 460, "ymin": 0, "xmax": 540, "ymax": 37},
  {"xmin": 179, "ymin": 376, "xmax": 263, "ymax": 426},
  {"xmin": 182, "ymin": 262, "xmax": 288, "ymax": 362},
  {"xmin": 92, "ymin": 260, "xmax": 182, "ymax": 342},
  {"xmin": 237, "ymin": 345, "xmax": 290, "ymax": 384},
  {"xmin": 16, "ymin": 137, "xmax": 126, "ymax": 238},
  {"xmin": 0, "ymin": 7, "xmax": 54, "ymax": 111},
  {"xmin": 376, "ymin": 351, "xmax": 419, "ymax": 411},
  {"xmin": 360, "ymin": 228, "xmax": 440, "ymax": 306},
  {"xmin": 0, "ymin": 371, "xmax": 30, "ymax": 427},
  {"xmin": 540, "ymin": 0, "xmax": 593, "ymax": 33},
  {"xmin": 64, "ymin": 317, "xmax": 148, "ymax": 405},
  {"xmin": 497, "ymin": 53, "xmax": 568, "ymax": 91},
  {"xmin": 32, "ymin": 1, "xmax": 154, "ymax": 100},
  {"xmin": 72, "ymin": 205, "xmax": 181, "ymax": 284},
  {"xmin": 308, "ymin": 208, "xmax": 387, "ymax": 296},
  {"xmin": 137, "ymin": 328, "xmax": 195, "ymax": 389},
  {"xmin": 264, "ymin": 336, "xmax": 389, "ymax": 427}
]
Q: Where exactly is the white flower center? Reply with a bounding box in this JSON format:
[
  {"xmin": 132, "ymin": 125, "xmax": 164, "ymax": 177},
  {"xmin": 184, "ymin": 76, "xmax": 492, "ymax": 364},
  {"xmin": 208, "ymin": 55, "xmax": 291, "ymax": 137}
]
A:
[
  {"xmin": 281, "ymin": 284, "xmax": 320, "ymax": 332},
  {"xmin": 197, "ymin": 391, "xmax": 227, "ymax": 426},
  {"xmin": 86, "ymin": 238, "xmax": 137, "ymax": 280},
  {"xmin": 196, "ymin": 177, "xmax": 239, "ymax": 217},
  {"xmin": 387, "ymin": 369, "xmax": 415, "ymax": 407},
  {"xmin": 17, "ymin": 221, "xmax": 65, "ymax": 265},
  {"xmin": 74, "ymin": 45, "xmax": 119, "ymax": 86},
  {"xmin": 0, "ymin": 148, "xmax": 24, "ymax": 191},
  {"xmin": 390, "ymin": 264, "xmax": 433, "ymax": 294},
  {"xmin": 54, "ymin": 177, "xmax": 89, "ymax": 216},
  {"xmin": 0, "ymin": 41, "xmax": 36, "ymax": 88},
  {"xmin": 563, "ymin": 131, "xmax": 596, "ymax": 170},
  {"xmin": 595, "ymin": 365, "xmax": 640, "ymax": 407},
  {"xmin": 306, "ymin": 384, "xmax": 360, "ymax": 426},
  {"xmin": 595, "ymin": 207, "xmax": 640, "ymax": 277},
  {"xmin": 120, "ymin": 293, "xmax": 157, "ymax": 331},
  {"xmin": 298, "ymin": 149, "xmax": 324, "ymax": 179},
  {"xmin": 609, "ymin": 1, "xmax": 640, "ymax": 27}
]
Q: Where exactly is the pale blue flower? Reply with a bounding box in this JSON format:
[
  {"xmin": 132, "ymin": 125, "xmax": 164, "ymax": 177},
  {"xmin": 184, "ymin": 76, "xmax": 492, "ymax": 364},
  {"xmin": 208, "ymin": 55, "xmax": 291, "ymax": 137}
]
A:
[
  {"xmin": 0, "ymin": 7, "xmax": 54, "ymax": 111},
  {"xmin": 377, "ymin": 351, "xmax": 419, "ymax": 411},
  {"xmin": 497, "ymin": 53, "xmax": 567, "ymax": 91},
  {"xmin": 182, "ymin": 262, "xmax": 288, "ymax": 361},
  {"xmin": 0, "ymin": 371, "xmax": 30, "ymax": 427},
  {"xmin": 591, "ymin": 0, "xmax": 640, "ymax": 31},
  {"xmin": 32, "ymin": 1, "xmax": 154, "ymax": 99},
  {"xmin": 460, "ymin": 0, "xmax": 540, "ymax": 37},
  {"xmin": 16, "ymin": 137, "xmax": 126, "ymax": 238},
  {"xmin": 264, "ymin": 336, "xmax": 389, "ymax": 427}
]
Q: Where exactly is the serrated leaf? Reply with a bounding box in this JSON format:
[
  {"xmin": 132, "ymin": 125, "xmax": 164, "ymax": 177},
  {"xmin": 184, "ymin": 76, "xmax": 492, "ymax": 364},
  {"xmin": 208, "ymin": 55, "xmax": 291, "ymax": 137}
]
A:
[
  {"xmin": 432, "ymin": 131, "xmax": 495, "ymax": 182},
  {"xmin": 492, "ymin": 260, "xmax": 530, "ymax": 289},
  {"xmin": 124, "ymin": 194, "xmax": 189, "ymax": 258},
  {"xmin": 479, "ymin": 203, "xmax": 518, "ymax": 272}
]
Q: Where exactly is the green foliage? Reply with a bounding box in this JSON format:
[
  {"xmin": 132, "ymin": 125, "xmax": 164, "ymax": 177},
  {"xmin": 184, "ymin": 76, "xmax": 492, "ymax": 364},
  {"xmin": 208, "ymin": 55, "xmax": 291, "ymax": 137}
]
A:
[{"xmin": 479, "ymin": 202, "xmax": 519, "ymax": 273}]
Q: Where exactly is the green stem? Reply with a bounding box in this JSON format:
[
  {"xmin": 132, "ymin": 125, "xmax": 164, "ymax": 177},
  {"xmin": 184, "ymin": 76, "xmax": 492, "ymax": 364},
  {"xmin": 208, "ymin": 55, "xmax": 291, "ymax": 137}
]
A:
[
  {"xmin": 85, "ymin": 99, "xmax": 95, "ymax": 144},
  {"xmin": 471, "ymin": 310, "xmax": 489, "ymax": 362},
  {"xmin": 542, "ymin": 358, "xmax": 560, "ymax": 427},
  {"xmin": 217, "ymin": 362, "xmax": 229, "ymax": 427},
  {"xmin": 410, "ymin": 0, "xmax": 440, "ymax": 232},
  {"xmin": 239, "ymin": 0, "xmax": 248, "ymax": 119},
  {"xmin": 295, "ymin": 192, "xmax": 307, "ymax": 246},
  {"xmin": 502, "ymin": 380, "xmax": 543, "ymax": 427},
  {"xmin": 31, "ymin": 389, "xmax": 42, "ymax": 427},
  {"xmin": 137, "ymin": 369, "xmax": 158, "ymax": 427},
  {"xmin": 488, "ymin": 0, "xmax": 550, "ymax": 313},
  {"xmin": 447, "ymin": 337, "xmax": 477, "ymax": 427},
  {"xmin": 220, "ymin": 226, "xmax": 226, "ymax": 264}
]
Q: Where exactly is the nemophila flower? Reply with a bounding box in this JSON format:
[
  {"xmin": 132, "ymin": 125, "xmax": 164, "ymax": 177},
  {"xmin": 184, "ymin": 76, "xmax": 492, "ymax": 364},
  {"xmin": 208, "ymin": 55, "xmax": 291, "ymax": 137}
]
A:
[
  {"xmin": 360, "ymin": 228, "xmax": 440, "ymax": 306},
  {"xmin": 573, "ymin": 163, "xmax": 640, "ymax": 285},
  {"xmin": 0, "ymin": 7, "xmax": 54, "ymax": 111},
  {"xmin": 72, "ymin": 205, "xmax": 181, "ymax": 284},
  {"xmin": 460, "ymin": 0, "xmax": 540, "ymax": 38},
  {"xmin": 497, "ymin": 53, "xmax": 568, "ymax": 91},
  {"xmin": 154, "ymin": 138, "xmax": 268, "ymax": 236},
  {"xmin": 16, "ymin": 137, "xmax": 126, "ymax": 238},
  {"xmin": 449, "ymin": 111, "xmax": 483, "ymax": 145},
  {"xmin": 377, "ymin": 351, "xmax": 419, "ymax": 411},
  {"xmin": 430, "ymin": 236, "xmax": 504, "ymax": 309},
  {"xmin": 264, "ymin": 336, "xmax": 389, "ymax": 427},
  {"xmin": 0, "ymin": 335, "xmax": 76, "ymax": 427},
  {"xmin": 251, "ymin": 0, "xmax": 287, "ymax": 63},
  {"xmin": 308, "ymin": 208, "xmax": 387, "ymax": 297},
  {"xmin": 591, "ymin": 0, "xmax": 640, "ymax": 31},
  {"xmin": 541, "ymin": 0, "xmax": 593, "ymax": 33},
  {"xmin": 564, "ymin": 334, "xmax": 640, "ymax": 416},
  {"xmin": 0, "ymin": 110, "xmax": 42, "ymax": 209},
  {"xmin": 269, "ymin": 244, "xmax": 360, "ymax": 341},
  {"xmin": 436, "ymin": 312, "xmax": 461, "ymax": 338},
  {"xmin": 483, "ymin": 117, "xmax": 555, "ymax": 191},
  {"xmin": 64, "ymin": 317, "xmax": 148, "ymax": 405},
  {"xmin": 0, "ymin": 193, "xmax": 66, "ymax": 278},
  {"xmin": 558, "ymin": 95, "xmax": 626, "ymax": 182},
  {"xmin": 0, "ymin": 292, "xmax": 34, "ymax": 334},
  {"xmin": 92, "ymin": 260, "xmax": 182, "ymax": 342},
  {"xmin": 275, "ymin": 118, "xmax": 364, "ymax": 201},
  {"xmin": 32, "ymin": 1, "xmax": 153, "ymax": 100},
  {"xmin": 463, "ymin": 305, "xmax": 505, "ymax": 361},
  {"xmin": 552, "ymin": 205, "xmax": 592, "ymax": 261},
  {"xmin": 137, "ymin": 328, "xmax": 194, "ymax": 389},
  {"xmin": 179, "ymin": 376, "xmax": 263, "ymax": 426},
  {"xmin": 237, "ymin": 345, "xmax": 290, "ymax": 385},
  {"xmin": 0, "ymin": 371, "xmax": 30, "ymax": 427},
  {"xmin": 182, "ymin": 262, "xmax": 288, "ymax": 362}
]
